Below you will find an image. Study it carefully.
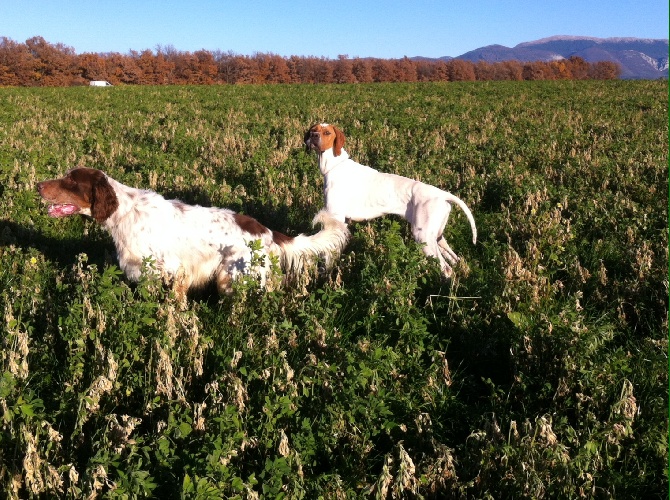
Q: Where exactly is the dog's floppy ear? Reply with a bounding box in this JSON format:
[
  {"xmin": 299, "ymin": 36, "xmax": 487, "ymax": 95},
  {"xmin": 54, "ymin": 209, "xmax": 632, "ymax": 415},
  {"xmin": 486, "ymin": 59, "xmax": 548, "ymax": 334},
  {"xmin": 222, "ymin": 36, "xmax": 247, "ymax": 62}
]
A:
[
  {"xmin": 90, "ymin": 173, "xmax": 119, "ymax": 222},
  {"xmin": 333, "ymin": 126, "xmax": 345, "ymax": 157}
]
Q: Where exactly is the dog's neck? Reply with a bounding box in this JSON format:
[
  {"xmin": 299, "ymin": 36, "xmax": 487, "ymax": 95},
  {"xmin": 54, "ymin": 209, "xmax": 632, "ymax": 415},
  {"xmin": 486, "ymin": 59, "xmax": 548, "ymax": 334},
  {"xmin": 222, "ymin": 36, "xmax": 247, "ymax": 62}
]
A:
[
  {"xmin": 101, "ymin": 178, "xmax": 148, "ymax": 229},
  {"xmin": 316, "ymin": 147, "xmax": 350, "ymax": 176}
]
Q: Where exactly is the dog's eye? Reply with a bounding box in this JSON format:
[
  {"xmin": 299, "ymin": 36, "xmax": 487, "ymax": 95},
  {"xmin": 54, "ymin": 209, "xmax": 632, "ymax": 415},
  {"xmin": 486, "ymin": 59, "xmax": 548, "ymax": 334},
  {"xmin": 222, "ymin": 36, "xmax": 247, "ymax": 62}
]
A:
[{"xmin": 324, "ymin": 130, "xmax": 331, "ymax": 136}]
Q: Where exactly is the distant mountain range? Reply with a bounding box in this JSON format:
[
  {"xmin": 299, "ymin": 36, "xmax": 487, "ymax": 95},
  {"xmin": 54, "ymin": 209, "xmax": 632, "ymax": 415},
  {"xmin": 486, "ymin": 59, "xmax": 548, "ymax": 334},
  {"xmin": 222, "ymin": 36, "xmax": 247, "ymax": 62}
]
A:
[{"xmin": 417, "ymin": 36, "xmax": 669, "ymax": 80}]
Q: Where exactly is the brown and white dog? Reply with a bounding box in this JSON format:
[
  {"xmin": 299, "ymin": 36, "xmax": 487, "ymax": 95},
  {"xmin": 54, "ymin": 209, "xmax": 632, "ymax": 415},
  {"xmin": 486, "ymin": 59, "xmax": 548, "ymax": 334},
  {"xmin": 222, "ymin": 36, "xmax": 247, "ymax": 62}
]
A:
[
  {"xmin": 37, "ymin": 168, "xmax": 349, "ymax": 295},
  {"xmin": 305, "ymin": 123, "xmax": 476, "ymax": 277}
]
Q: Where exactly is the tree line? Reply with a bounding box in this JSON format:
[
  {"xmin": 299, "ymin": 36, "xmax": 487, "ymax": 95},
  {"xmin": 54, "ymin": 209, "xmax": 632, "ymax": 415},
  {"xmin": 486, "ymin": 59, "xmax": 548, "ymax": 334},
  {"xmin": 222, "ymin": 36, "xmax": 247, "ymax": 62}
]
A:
[{"xmin": 0, "ymin": 36, "xmax": 621, "ymax": 87}]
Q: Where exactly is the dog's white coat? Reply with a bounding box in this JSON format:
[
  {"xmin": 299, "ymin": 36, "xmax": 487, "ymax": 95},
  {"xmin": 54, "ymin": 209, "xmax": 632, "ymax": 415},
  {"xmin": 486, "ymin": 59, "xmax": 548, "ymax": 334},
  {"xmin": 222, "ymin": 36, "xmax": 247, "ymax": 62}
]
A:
[{"xmin": 306, "ymin": 124, "xmax": 476, "ymax": 276}]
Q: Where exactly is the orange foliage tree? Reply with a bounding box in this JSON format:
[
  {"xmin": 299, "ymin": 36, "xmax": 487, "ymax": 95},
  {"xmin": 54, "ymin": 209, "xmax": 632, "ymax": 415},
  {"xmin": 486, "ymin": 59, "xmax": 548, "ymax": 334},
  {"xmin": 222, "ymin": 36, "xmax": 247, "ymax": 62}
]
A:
[{"xmin": 0, "ymin": 36, "xmax": 623, "ymax": 87}]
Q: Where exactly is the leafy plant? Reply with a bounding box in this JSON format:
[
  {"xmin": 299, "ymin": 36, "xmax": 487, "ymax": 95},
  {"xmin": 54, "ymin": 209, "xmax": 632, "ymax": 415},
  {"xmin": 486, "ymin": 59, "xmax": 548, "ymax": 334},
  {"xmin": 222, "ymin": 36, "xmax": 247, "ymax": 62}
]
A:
[{"xmin": 0, "ymin": 80, "xmax": 666, "ymax": 498}]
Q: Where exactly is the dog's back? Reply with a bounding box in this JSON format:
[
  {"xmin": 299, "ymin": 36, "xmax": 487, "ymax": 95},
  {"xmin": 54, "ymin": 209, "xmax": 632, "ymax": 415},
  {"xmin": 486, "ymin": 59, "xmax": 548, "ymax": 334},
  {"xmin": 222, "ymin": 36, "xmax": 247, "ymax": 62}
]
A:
[{"xmin": 324, "ymin": 159, "xmax": 418, "ymax": 221}]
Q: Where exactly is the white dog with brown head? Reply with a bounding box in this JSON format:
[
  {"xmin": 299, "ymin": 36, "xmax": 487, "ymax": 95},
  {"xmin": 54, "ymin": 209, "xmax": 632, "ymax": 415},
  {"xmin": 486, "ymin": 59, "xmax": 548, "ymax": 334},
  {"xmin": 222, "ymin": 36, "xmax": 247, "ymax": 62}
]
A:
[{"xmin": 305, "ymin": 123, "xmax": 476, "ymax": 277}]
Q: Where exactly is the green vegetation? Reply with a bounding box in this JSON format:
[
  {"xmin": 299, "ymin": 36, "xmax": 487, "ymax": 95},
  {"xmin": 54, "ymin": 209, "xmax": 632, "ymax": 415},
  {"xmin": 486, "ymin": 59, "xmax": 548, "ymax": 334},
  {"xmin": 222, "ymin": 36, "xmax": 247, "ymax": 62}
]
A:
[{"xmin": 0, "ymin": 81, "xmax": 667, "ymax": 498}]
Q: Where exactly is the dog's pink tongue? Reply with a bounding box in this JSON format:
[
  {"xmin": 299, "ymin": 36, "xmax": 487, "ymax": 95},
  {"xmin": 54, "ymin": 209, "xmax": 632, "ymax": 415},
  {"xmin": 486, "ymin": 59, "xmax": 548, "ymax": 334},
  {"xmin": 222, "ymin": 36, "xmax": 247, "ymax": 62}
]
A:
[{"xmin": 48, "ymin": 204, "xmax": 79, "ymax": 217}]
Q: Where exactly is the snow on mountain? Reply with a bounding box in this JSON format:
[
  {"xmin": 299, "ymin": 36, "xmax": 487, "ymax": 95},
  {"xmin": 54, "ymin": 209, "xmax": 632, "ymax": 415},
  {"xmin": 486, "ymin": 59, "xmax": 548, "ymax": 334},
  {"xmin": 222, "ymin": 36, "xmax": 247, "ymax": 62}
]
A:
[{"xmin": 450, "ymin": 36, "xmax": 668, "ymax": 79}]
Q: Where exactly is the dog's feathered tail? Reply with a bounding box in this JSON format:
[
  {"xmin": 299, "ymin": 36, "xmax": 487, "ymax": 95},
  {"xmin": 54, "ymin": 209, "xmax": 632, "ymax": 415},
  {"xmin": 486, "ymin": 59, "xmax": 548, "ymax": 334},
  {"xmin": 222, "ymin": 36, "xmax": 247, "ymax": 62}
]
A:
[
  {"xmin": 278, "ymin": 210, "xmax": 349, "ymax": 274},
  {"xmin": 445, "ymin": 193, "xmax": 477, "ymax": 244}
]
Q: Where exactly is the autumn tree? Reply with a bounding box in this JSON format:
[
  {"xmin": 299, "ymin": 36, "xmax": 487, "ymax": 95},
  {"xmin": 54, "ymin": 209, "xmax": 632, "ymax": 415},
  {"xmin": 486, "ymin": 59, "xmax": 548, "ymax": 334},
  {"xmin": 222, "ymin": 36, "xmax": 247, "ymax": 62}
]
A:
[
  {"xmin": 522, "ymin": 61, "xmax": 547, "ymax": 80},
  {"xmin": 284, "ymin": 55, "xmax": 303, "ymax": 83},
  {"xmin": 568, "ymin": 56, "xmax": 590, "ymax": 80},
  {"xmin": 248, "ymin": 53, "xmax": 291, "ymax": 83},
  {"xmin": 0, "ymin": 36, "xmax": 626, "ymax": 86},
  {"xmin": 130, "ymin": 49, "xmax": 163, "ymax": 84},
  {"xmin": 214, "ymin": 51, "xmax": 243, "ymax": 83},
  {"xmin": 447, "ymin": 59, "xmax": 476, "ymax": 81},
  {"xmin": 433, "ymin": 61, "xmax": 449, "ymax": 81},
  {"xmin": 416, "ymin": 60, "xmax": 437, "ymax": 81},
  {"xmin": 313, "ymin": 57, "xmax": 333, "ymax": 83},
  {"xmin": 351, "ymin": 58, "xmax": 373, "ymax": 83},
  {"xmin": 246, "ymin": 53, "xmax": 269, "ymax": 83},
  {"xmin": 106, "ymin": 51, "xmax": 144, "ymax": 85},
  {"xmin": 0, "ymin": 37, "xmax": 35, "ymax": 86},
  {"xmin": 25, "ymin": 36, "xmax": 78, "ymax": 86},
  {"xmin": 372, "ymin": 59, "xmax": 395, "ymax": 82},
  {"xmin": 549, "ymin": 60, "xmax": 572, "ymax": 79},
  {"xmin": 500, "ymin": 60, "xmax": 524, "ymax": 80},
  {"xmin": 78, "ymin": 53, "xmax": 108, "ymax": 82},
  {"xmin": 265, "ymin": 54, "xmax": 291, "ymax": 83},
  {"xmin": 474, "ymin": 61, "xmax": 495, "ymax": 81},
  {"xmin": 333, "ymin": 55, "xmax": 356, "ymax": 83},
  {"xmin": 192, "ymin": 51, "xmax": 214, "ymax": 83},
  {"xmin": 589, "ymin": 61, "xmax": 620, "ymax": 80},
  {"xmin": 393, "ymin": 57, "xmax": 417, "ymax": 82}
]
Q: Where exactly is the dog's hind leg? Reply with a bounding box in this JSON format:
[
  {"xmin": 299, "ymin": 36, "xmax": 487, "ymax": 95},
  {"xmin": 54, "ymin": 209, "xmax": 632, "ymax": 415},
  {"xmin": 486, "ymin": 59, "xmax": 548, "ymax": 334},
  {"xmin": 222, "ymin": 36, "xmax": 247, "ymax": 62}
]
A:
[
  {"xmin": 437, "ymin": 237, "xmax": 460, "ymax": 265},
  {"xmin": 411, "ymin": 198, "xmax": 456, "ymax": 277},
  {"xmin": 412, "ymin": 226, "xmax": 454, "ymax": 277},
  {"xmin": 423, "ymin": 240, "xmax": 455, "ymax": 277}
]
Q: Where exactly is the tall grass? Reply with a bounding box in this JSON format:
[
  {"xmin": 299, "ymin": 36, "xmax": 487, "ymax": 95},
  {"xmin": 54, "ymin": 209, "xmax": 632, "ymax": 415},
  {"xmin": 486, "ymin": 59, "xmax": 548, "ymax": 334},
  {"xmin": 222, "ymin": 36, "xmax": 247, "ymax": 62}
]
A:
[{"xmin": 0, "ymin": 81, "xmax": 667, "ymax": 498}]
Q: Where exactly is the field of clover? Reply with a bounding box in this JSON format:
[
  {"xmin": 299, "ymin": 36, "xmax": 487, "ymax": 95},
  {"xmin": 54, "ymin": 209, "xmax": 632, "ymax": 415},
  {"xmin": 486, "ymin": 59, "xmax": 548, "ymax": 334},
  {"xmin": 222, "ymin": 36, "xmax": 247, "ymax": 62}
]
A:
[{"xmin": 0, "ymin": 80, "xmax": 667, "ymax": 498}]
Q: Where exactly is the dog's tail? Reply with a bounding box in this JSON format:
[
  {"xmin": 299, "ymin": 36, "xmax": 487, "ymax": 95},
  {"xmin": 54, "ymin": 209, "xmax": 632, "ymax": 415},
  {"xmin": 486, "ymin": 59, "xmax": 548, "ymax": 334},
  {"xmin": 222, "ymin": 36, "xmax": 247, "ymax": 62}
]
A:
[
  {"xmin": 445, "ymin": 193, "xmax": 477, "ymax": 244},
  {"xmin": 278, "ymin": 210, "xmax": 349, "ymax": 274}
]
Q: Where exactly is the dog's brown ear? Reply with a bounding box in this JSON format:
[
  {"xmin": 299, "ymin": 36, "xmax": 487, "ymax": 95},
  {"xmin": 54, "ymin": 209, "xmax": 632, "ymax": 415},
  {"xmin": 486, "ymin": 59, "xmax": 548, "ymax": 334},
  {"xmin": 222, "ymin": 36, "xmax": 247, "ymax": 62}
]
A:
[
  {"xmin": 90, "ymin": 174, "xmax": 119, "ymax": 222},
  {"xmin": 333, "ymin": 126, "xmax": 345, "ymax": 157}
]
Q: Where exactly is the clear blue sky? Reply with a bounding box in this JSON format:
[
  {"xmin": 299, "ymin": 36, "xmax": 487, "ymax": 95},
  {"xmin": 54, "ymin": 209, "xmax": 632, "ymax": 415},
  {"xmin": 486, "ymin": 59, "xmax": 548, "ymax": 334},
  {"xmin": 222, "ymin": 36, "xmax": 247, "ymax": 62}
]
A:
[{"xmin": 1, "ymin": 0, "xmax": 668, "ymax": 58}]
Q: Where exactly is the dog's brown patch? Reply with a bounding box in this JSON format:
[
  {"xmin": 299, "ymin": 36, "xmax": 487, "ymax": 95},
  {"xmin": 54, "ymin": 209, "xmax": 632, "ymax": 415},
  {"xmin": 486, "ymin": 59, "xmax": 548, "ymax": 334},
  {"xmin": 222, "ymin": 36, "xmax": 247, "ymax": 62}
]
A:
[
  {"xmin": 233, "ymin": 213, "xmax": 268, "ymax": 236},
  {"xmin": 272, "ymin": 230, "xmax": 293, "ymax": 246}
]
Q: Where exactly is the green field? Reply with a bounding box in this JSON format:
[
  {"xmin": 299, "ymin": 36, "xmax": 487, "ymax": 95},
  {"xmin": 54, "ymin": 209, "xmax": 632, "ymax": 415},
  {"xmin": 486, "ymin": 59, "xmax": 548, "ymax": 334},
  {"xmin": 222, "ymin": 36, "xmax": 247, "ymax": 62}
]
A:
[{"xmin": 0, "ymin": 81, "xmax": 667, "ymax": 498}]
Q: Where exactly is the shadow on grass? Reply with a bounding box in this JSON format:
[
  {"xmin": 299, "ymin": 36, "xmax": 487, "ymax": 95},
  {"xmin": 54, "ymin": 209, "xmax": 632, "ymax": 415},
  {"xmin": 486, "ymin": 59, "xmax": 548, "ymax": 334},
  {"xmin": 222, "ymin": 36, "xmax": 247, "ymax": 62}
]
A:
[{"xmin": 1, "ymin": 218, "xmax": 115, "ymax": 270}]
